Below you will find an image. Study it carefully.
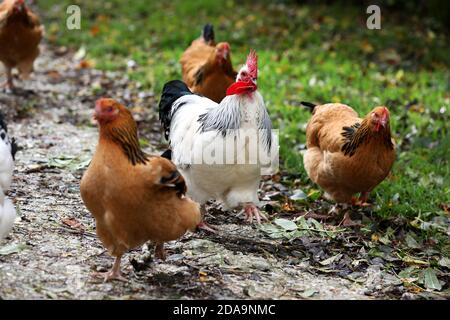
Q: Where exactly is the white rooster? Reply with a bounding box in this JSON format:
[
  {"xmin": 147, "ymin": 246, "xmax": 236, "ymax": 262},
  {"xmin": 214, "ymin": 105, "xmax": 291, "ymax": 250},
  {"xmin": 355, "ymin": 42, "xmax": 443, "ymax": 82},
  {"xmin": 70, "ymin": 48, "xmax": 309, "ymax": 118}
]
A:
[
  {"xmin": 0, "ymin": 112, "xmax": 16, "ymax": 240},
  {"xmin": 159, "ymin": 50, "xmax": 275, "ymax": 224}
]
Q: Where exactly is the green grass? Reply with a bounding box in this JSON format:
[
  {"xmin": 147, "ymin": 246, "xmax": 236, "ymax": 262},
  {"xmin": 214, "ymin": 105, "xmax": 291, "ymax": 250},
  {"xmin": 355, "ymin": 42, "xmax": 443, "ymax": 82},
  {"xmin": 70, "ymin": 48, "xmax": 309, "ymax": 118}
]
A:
[{"xmin": 39, "ymin": 0, "xmax": 449, "ymax": 221}]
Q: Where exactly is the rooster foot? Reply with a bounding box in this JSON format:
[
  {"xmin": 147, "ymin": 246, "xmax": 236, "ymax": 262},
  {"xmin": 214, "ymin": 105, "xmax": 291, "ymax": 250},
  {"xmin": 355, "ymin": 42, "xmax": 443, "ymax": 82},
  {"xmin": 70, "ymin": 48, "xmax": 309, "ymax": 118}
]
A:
[
  {"xmin": 197, "ymin": 221, "xmax": 218, "ymax": 233},
  {"xmin": 242, "ymin": 203, "xmax": 268, "ymax": 224}
]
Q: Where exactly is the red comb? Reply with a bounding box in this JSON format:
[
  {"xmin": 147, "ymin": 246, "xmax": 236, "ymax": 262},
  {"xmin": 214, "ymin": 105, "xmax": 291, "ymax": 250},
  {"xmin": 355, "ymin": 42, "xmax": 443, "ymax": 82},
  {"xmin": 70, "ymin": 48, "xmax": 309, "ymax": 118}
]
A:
[
  {"xmin": 246, "ymin": 49, "xmax": 258, "ymax": 78},
  {"xmin": 95, "ymin": 98, "xmax": 110, "ymax": 109},
  {"xmin": 221, "ymin": 42, "xmax": 230, "ymax": 51}
]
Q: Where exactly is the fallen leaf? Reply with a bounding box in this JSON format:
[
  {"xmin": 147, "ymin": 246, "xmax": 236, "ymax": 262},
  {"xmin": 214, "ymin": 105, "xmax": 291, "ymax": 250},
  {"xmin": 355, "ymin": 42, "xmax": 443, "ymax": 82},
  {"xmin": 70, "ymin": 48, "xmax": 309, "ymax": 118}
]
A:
[
  {"xmin": 438, "ymin": 257, "xmax": 450, "ymax": 268},
  {"xmin": 62, "ymin": 218, "xmax": 84, "ymax": 230},
  {"xmin": 0, "ymin": 243, "xmax": 28, "ymax": 255},
  {"xmin": 290, "ymin": 189, "xmax": 307, "ymax": 201},
  {"xmin": 405, "ymin": 233, "xmax": 420, "ymax": 249},
  {"xmin": 273, "ymin": 218, "xmax": 297, "ymax": 231},
  {"xmin": 423, "ymin": 268, "xmax": 442, "ymax": 291},
  {"xmin": 319, "ymin": 253, "xmax": 343, "ymax": 266},
  {"xmin": 300, "ymin": 288, "xmax": 318, "ymax": 298}
]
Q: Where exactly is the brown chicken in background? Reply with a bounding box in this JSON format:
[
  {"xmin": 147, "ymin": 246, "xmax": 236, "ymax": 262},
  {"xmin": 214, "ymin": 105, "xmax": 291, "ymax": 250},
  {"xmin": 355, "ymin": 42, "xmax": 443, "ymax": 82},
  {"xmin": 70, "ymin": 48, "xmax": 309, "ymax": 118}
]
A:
[
  {"xmin": 180, "ymin": 24, "xmax": 237, "ymax": 103},
  {"xmin": 0, "ymin": 0, "xmax": 43, "ymax": 90},
  {"xmin": 302, "ymin": 102, "xmax": 396, "ymax": 225},
  {"xmin": 80, "ymin": 98, "xmax": 202, "ymax": 281}
]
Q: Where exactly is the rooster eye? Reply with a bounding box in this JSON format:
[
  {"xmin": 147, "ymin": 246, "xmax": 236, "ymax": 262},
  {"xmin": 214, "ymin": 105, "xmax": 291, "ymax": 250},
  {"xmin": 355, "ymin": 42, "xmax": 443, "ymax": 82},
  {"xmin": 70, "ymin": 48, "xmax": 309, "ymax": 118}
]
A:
[
  {"xmin": 107, "ymin": 107, "xmax": 113, "ymax": 112},
  {"xmin": 241, "ymin": 71, "xmax": 247, "ymax": 76}
]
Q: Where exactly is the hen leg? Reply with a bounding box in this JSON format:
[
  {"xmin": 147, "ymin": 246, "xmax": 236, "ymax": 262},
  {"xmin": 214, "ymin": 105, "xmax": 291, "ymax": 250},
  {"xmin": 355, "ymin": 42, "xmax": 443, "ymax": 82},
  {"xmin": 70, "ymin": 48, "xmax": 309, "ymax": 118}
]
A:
[
  {"xmin": 351, "ymin": 192, "xmax": 371, "ymax": 207},
  {"xmin": 359, "ymin": 192, "xmax": 371, "ymax": 206},
  {"xmin": 1, "ymin": 67, "xmax": 14, "ymax": 90},
  {"xmin": 243, "ymin": 203, "xmax": 268, "ymax": 224},
  {"xmin": 336, "ymin": 203, "xmax": 361, "ymax": 227},
  {"xmin": 155, "ymin": 242, "xmax": 166, "ymax": 261},
  {"xmin": 93, "ymin": 255, "xmax": 127, "ymax": 282},
  {"xmin": 339, "ymin": 211, "xmax": 361, "ymax": 227}
]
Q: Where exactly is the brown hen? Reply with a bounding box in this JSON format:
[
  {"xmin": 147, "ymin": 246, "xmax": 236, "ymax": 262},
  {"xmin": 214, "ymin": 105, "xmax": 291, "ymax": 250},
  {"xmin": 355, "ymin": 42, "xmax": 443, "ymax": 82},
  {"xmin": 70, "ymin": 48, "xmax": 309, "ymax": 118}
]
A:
[
  {"xmin": 180, "ymin": 24, "xmax": 237, "ymax": 103},
  {"xmin": 80, "ymin": 98, "xmax": 201, "ymax": 281},
  {"xmin": 303, "ymin": 102, "xmax": 396, "ymax": 224},
  {"xmin": 0, "ymin": 0, "xmax": 43, "ymax": 89}
]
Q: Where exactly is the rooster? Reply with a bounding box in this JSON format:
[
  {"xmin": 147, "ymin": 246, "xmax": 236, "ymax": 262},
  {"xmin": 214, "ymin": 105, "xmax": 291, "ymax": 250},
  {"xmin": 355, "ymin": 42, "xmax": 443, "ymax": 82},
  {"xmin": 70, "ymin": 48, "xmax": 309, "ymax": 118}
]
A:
[
  {"xmin": 302, "ymin": 102, "xmax": 396, "ymax": 225},
  {"xmin": 80, "ymin": 98, "xmax": 202, "ymax": 281},
  {"xmin": 180, "ymin": 24, "xmax": 237, "ymax": 103},
  {"xmin": 0, "ymin": 0, "xmax": 43, "ymax": 90},
  {"xmin": 0, "ymin": 112, "xmax": 17, "ymax": 239},
  {"xmin": 159, "ymin": 50, "xmax": 274, "ymax": 225}
]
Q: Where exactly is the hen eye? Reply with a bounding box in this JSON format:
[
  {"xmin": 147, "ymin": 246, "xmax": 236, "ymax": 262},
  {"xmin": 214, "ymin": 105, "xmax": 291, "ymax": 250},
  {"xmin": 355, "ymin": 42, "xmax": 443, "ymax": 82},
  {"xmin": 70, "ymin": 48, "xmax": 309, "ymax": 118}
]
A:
[{"xmin": 107, "ymin": 107, "xmax": 113, "ymax": 112}]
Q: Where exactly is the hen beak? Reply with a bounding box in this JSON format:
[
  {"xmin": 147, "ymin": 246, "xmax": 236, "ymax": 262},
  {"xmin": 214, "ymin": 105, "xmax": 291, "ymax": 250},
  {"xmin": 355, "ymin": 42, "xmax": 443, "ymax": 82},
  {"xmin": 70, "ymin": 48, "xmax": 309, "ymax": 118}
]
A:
[
  {"xmin": 222, "ymin": 50, "xmax": 229, "ymax": 60},
  {"xmin": 380, "ymin": 107, "xmax": 389, "ymax": 128}
]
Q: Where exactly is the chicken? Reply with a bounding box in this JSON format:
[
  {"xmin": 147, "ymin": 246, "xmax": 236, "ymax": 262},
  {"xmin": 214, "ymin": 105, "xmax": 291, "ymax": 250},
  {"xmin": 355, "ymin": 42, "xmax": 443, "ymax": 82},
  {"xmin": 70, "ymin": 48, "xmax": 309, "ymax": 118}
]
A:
[
  {"xmin": 159, "ymin": 50, "xmax": 276, "ymax": 225},
  {"xmin": 302, "ymin": 102, "xmax": 396, "ymax": 225},
  {"xmin": 180, "ymin": 24, "xmax": 237, "ymax": 103},
  {"xmin": 0, "ymin": 112, "xmax": 17, "ymax": 239},
  {"xmin": 80, "ymin": 98, "xmax": 202, "ymax": 281},
  {"xmin": 0, "ymin": 0, "xmax": 43, "ymax": 90}
]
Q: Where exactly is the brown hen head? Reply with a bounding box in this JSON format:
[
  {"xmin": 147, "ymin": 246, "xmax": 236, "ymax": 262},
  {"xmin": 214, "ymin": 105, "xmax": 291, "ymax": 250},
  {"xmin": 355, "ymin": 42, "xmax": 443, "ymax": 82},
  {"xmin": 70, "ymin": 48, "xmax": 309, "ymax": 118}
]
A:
[
  {"xmin": 214, "ymin": 42, "xmax": 231, "ymax": 67},
  {"xmin": 367, "ymin": 106, "xmax": 390, "ymax": 133},
  {"xmin": 341, "ymin": 106, "xmax": 393, "ymax": 157},
  {"xmin": 94, "ymin": 98, "xmax": 147, "ymax": 165}
]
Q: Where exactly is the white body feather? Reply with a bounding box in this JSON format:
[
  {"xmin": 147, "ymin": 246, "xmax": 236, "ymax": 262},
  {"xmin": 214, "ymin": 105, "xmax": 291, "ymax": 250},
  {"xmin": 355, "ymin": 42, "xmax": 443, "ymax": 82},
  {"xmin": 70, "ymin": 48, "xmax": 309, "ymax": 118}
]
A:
[
  {"xmin": 169, "ymin": 91, "xmax": 271, "ymax": 209},
  {"xmin": 0, "ymin": 126, "xmax": 15, "ymax": 240}
]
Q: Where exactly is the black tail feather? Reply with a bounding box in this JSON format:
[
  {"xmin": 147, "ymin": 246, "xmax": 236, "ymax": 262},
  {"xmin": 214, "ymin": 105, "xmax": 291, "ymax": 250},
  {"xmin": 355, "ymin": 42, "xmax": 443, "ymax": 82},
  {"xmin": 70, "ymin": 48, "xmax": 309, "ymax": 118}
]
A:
[
  {"xmin": 202, "ymin": 24, "xmax": 214, "ymax": 43},
  {"xmin": 11, "ymin": 137, "xmax": 18, "ymax": 160},
  {"xmin": 300, "ymin": 101, "xmax": 317, "ymax": 113},
  {"xmin": 160, "ymin": 149, "xmax": 172, "ymax": 160},
  {"xmin": 0, "ymin": 111, "xmax": 18, "ymax": 160},
  {"xmin": 158, "ymin": 80, "xmax": 193, "ymax": 140}
]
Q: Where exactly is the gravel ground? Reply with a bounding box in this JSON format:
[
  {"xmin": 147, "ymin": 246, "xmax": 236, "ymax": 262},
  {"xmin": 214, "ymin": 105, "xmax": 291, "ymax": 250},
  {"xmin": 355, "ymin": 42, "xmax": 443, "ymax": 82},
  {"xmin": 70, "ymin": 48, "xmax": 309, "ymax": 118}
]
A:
[{"xmin": 0, "ymin": 45, "xmax": 384, "ymax": 300}]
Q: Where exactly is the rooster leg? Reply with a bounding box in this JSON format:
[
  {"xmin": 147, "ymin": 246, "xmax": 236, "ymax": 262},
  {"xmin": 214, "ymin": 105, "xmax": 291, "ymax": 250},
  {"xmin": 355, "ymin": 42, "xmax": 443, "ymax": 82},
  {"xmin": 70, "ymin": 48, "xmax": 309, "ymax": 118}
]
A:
[
  {"xmin": 196, "ymin": 204, "xmax": 218, "ymax": 233},
  {"xmin": 154, "ymin": 242, "xmax": 166, "ymax": 261},
  {"xmin": 197, "ymin": 221, "xmax": 218, "ymax": 233},
  {"xmin": 243, "ymin": 203, "xmax": 268, "ymax": 224},
  {"xmin": 103, "ymin": 255, "xmax": 127, "ymax": 282}
]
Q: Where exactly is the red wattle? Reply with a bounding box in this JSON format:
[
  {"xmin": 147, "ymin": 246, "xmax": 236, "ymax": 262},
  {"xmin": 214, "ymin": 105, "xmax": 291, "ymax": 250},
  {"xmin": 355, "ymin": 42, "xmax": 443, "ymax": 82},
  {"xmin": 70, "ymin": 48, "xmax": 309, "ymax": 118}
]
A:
[{"xmin": 226, "ymin": 81, "xmax": 257, "ymax": 96}]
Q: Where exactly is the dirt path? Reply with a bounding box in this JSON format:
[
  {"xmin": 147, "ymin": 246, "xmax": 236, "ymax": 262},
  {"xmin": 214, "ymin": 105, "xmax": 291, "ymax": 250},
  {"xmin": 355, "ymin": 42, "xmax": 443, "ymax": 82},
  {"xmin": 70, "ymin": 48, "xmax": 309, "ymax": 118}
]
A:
[{"xmin": 0, "ymin": 45, "xmax": 377, "ymax": 300}]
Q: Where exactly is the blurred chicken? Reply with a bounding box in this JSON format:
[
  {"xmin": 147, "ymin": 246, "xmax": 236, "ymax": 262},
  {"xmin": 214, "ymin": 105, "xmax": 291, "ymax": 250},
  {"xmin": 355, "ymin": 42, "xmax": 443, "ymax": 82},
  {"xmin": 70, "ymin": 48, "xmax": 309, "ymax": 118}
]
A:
[
  {"xmin": 160, "ymin": 50, "xmax": 275, "ymax": 225},
  {"xmin": 0, "ymin": 112, "xmax": 17, "ymax": 239},
  {"xmin": 80, "ymin": 98, "xmax": 202, "ymax": 281},
  {"xmin": 302, "ymin": 102, "xmax": 395, "ymax": 225},
  {"xmin": 180, "ymin": 24, "xmax": 237, "ymax": 103},
  {"xmin": 0, "ymin": 0, "xmax": 43, "ymax": 90}
]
